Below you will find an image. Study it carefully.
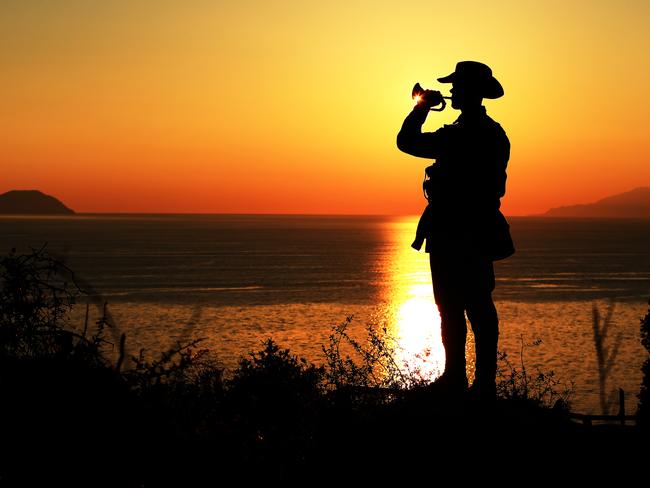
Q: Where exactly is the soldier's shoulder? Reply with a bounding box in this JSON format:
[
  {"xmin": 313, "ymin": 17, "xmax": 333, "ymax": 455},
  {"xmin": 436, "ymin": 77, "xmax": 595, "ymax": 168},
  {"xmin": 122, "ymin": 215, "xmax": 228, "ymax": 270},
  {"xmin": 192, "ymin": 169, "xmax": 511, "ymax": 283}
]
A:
[{"xmin": 486, "ymin": 116, "xmax": 509, "ymax": 138}]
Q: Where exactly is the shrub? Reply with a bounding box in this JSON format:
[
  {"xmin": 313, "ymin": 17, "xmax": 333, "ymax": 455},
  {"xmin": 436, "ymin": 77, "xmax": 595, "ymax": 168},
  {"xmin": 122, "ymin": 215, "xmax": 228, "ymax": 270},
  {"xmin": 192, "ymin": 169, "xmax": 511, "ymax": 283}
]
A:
[
  {"xmin": 227, "ymin": 339, "xmax": 324, "ymax": 427},
  {"xmin": 495, "ymin": 336, "xmax": 573, "ymax": 409},
  {"xmin": 322, "ymin": 316, "xmax": 431, "ymax": 394},
  {"xmin": 0, "ymin": 246, "xmax": 81, "ymax": 358}
]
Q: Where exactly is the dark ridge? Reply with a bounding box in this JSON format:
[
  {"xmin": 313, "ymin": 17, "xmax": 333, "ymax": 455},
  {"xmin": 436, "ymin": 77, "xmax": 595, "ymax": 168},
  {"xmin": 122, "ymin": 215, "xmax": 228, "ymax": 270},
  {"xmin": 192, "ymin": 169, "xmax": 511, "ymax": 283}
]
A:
[
  {"xmin": 0, "ymin": 190, "xmax": 75, "ymax": 215},
  {"xmin": 543, "ymin": 187, "xmax": 650, "ymax": 218}
]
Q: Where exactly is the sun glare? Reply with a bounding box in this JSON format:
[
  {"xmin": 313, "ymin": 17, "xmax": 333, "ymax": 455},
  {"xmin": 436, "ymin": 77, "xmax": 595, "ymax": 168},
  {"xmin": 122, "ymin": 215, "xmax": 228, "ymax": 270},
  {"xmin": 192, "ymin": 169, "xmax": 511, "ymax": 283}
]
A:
[
  {"xmin": 381, "ymin": 218, "xmax": 447, "ymax": 383},
  {"xmin": 393, "ymin": 284, "xmax": 444, "ymax": 381}
]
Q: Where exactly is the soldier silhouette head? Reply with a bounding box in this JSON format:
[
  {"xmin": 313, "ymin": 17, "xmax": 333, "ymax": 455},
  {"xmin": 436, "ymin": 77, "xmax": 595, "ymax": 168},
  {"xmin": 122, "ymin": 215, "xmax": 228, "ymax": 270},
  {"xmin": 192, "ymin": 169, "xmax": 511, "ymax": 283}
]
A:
[{"xmin": 437, "ymin": 61, "xmax": 503, "ymax": 111}]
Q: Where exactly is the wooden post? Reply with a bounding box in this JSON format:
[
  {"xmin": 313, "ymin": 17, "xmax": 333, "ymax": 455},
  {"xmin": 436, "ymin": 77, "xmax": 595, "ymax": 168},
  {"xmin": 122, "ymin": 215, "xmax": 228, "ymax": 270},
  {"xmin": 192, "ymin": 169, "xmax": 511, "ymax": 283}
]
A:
[{"xmin": 617, "ymin": 388, "xmax": 625, "ymax": 426}]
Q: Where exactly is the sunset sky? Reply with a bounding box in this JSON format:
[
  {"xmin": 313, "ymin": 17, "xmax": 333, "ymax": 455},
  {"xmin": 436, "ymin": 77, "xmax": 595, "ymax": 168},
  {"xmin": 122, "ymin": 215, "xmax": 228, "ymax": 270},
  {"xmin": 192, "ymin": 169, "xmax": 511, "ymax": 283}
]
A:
[{"xmin": 1, "ymin": 0, "xmax": 649, "ymax": 215}]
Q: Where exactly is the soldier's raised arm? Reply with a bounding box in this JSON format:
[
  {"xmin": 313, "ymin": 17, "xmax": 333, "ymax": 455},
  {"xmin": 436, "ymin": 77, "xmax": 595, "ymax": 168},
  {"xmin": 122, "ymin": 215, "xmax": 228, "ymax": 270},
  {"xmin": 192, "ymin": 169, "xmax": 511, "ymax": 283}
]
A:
[{"xmin": 396, "ymin": 103, "xmax": 445, "ymax": 159}]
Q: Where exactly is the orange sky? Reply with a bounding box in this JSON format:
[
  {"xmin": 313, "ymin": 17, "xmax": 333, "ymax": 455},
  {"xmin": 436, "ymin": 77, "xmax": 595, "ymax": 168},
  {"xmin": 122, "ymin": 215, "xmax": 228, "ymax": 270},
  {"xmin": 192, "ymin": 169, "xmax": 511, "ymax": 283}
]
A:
[{"xmin": 1, "ymin": 1, "xmax": 649, "ymax": 215}]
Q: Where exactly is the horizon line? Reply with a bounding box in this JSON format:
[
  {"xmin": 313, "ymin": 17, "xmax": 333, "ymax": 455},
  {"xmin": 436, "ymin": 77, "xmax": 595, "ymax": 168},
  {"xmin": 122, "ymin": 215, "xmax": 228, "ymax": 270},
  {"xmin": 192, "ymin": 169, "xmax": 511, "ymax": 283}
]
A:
[{"xmin": 4, "ymin": 211, "xmax": 644, "ymax": 219}]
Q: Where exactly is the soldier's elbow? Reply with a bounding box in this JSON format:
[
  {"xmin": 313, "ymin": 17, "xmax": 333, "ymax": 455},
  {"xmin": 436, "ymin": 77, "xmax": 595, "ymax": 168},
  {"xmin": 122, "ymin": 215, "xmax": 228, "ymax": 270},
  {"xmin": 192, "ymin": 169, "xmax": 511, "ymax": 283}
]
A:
[{"xmin": 396, "ymin": 132, "xmax": 411, "ymax": 154}]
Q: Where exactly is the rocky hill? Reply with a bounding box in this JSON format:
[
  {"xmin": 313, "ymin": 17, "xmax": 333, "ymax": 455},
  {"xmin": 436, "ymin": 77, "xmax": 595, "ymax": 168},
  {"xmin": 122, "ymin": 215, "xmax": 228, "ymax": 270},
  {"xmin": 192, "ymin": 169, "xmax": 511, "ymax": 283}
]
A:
[
  {"xmin": 543, "ymin": 187, "xmax": 650, "ymax": 218},
  {"xmin": 0, "ymin": 190, "xmax": 75, "ymax": 215}
]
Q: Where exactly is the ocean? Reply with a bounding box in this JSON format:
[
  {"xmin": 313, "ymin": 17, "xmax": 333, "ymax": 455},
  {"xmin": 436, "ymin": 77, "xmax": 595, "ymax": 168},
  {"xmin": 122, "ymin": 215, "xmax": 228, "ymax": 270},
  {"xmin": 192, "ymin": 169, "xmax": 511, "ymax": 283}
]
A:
[{"xmin": 1, "ymin": 214, "xmax": 649, "ymax": 414}]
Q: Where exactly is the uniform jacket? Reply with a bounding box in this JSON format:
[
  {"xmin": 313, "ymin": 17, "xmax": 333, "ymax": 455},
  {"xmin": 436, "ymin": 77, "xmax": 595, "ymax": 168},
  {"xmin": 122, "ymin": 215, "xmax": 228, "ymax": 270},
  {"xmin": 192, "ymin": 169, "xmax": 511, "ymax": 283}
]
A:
[{"xmin": 397, "ymin": 104, "xmax": 514, "ymax": 260}]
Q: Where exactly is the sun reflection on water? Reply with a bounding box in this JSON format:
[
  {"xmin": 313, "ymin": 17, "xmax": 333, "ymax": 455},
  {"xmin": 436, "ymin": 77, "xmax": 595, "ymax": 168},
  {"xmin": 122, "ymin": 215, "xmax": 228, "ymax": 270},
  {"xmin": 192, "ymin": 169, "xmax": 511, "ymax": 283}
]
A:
[
  {"xmin": 392, "ymin": 284, "xmax": 445, "ymax": 382},
  {"xmin": 380, "ymin": 217, "xmax": 445, "ymax": 383}
]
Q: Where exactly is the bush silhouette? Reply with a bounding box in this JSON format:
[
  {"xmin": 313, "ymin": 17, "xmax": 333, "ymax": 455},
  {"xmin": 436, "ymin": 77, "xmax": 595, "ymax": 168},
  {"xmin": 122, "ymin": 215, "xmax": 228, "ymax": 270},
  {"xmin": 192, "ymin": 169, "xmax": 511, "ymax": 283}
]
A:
[{"xmin": 2, "ymin": 247, "xmax": 643, "ymax": 484}]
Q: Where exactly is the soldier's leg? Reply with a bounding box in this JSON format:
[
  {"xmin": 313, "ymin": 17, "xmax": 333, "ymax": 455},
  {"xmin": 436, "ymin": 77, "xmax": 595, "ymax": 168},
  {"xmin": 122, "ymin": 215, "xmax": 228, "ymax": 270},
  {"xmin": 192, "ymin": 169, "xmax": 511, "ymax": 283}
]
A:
[
  {"xmin": 430, "ymin": 255, "xmax": 468, "ymax": 384},
  {"xmin": 465, "ymin": 259, "xmax": 498, "ymax": 393},
  {"xmin": 439, "ymin": 303, "xmax": 468, "ymax": 381}
]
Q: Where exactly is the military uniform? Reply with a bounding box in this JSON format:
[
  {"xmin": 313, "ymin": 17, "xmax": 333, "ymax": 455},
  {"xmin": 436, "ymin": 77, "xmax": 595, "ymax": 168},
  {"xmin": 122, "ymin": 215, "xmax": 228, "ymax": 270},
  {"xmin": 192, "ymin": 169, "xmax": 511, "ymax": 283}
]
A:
[{"xmin": 397, "ymin": 62, "xmax": 513, "ymax": 394}]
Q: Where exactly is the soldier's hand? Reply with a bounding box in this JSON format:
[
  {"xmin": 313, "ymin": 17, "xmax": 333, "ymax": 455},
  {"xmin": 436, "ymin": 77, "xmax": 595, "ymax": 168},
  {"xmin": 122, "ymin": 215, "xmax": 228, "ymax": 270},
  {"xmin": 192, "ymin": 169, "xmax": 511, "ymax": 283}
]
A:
[{"xmin": 418, "ymin": 90, "xmax": 444, "ymax": 109}]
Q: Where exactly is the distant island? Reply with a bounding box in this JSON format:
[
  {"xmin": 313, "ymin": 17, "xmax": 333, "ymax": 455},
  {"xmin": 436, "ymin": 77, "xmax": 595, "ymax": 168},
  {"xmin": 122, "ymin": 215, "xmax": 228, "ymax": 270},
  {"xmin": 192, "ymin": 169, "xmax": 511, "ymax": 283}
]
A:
[
  {"xmin": 542, "ymin": 187, "xmax": 650, "ymax": 218},
  {"xmin": 0, "ymin": 190, "xmax": 75, "ymax": 215}
]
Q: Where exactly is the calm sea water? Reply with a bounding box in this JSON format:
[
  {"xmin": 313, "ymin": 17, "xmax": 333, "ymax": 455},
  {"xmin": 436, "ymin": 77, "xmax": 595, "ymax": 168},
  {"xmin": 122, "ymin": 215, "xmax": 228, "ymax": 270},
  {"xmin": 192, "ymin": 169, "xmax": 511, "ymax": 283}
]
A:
[{"xmin": 1, "ymin": 214, "xmax": 649, "ymax": 414}]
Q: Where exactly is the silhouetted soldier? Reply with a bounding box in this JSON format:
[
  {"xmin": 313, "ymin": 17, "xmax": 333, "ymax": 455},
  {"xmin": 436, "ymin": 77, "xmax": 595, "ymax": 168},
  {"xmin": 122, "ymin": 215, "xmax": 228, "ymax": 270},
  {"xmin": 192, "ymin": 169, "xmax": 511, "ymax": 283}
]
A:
[{"xmin": 397, "ymin": 61, "xmax": 513, "ymax": 399}]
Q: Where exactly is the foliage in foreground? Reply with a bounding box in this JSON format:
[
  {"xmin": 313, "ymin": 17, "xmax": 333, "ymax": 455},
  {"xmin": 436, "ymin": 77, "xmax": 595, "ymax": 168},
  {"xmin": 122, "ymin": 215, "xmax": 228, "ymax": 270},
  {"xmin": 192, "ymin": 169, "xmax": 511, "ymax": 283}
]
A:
[
  {"xmin": 495, "ymin": 337, "xmax": 573, "ymax": 409},
  {"xmin": 4, "ymin": 247, "xmax": 643, "ymax": 484},
  {"xmin": 0, "ymin": 247, "xmax": 574, "ymax": 406}
]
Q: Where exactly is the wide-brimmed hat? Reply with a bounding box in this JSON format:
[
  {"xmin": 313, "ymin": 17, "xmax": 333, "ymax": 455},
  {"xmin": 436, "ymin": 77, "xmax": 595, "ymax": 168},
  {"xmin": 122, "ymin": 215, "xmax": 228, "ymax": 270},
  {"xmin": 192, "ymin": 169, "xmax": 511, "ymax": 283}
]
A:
[{"xmin": 437, "ymin": 61, "xmax": 503, "ymax": 99}]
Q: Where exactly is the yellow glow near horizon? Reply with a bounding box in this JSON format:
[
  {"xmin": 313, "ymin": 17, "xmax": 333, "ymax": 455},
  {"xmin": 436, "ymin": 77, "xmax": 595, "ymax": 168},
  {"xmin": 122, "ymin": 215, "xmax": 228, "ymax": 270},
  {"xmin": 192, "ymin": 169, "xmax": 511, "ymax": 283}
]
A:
[{"xmin": 1, "ymin": 1, "xmax": 649, "ymax": 214}]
